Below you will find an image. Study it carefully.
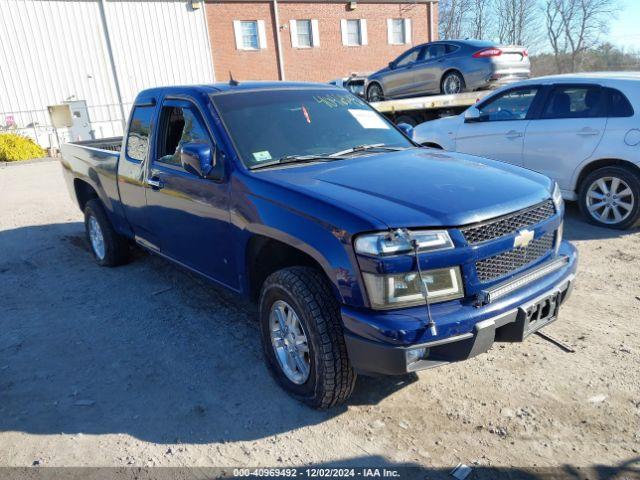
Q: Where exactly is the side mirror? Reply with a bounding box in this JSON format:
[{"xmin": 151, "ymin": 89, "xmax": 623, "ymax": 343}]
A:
[
  {"xmin": 388, "ymin": 61, "xmax": 396, "ymax": 69},
  {"xmin": 180, "ymin": 142, "xmax": 214, "ymax": 178},
  {"xmin": 464, "ymin": 106, "xmax": 482, "ymax": 123},
  {"xmin": 396, "ymin": 122, "xmax": 414, "ymax": 139}
]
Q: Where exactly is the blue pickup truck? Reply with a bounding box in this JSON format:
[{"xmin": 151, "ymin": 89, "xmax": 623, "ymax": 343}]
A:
[{"xmin": 60, "ymin": 82, "xmax": 577, "ymax": 408}]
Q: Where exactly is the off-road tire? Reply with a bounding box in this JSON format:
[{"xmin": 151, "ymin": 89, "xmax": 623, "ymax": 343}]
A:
[
  {"xmin": 83, "ymin": 199, "xmax": 130, "ymax": 266},
  {"xmin": 578, "ymin": 166, "xmax": 640, "ymax": 230},
  {"xmin": 259, "ymin": 267, "xmax": 356, "ymax": 409}
]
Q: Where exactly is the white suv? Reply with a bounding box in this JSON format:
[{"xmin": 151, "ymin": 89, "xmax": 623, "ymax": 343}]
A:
[{"xmin": 413, "ymin": 73, "xmax": 640, "ymax": 229}]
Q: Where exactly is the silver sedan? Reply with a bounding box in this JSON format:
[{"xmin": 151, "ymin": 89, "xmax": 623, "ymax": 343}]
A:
[{"xmin": 365, "ymin": 39, "xmax": 530, "ymax": 102}]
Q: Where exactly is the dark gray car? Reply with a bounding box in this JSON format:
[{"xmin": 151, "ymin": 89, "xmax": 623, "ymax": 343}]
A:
[{"xmin": 365, "ymin": 40, "xmax": 530, "ymax": 102}]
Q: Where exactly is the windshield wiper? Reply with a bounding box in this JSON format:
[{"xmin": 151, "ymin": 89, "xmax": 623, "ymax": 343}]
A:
[
  {"xmin": 249, "ymin": 154, "xmax": 337, "ymax": 171},
  {"xmin": 328, "ymin": 144, "xmax": 409, "ymax": 157}
]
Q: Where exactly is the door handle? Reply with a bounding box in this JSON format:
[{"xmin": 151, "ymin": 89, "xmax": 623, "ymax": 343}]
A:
[
  {"xmin": 146, "ymin": 177, "xmax": 164, "ymax": 189},
  {"xmin": 505, "ymin": 130, "xmax": 523, "ymax": 139},
  {"xmin": 577, "ymin": 127, "xmax": 600, "ymax": 136}
]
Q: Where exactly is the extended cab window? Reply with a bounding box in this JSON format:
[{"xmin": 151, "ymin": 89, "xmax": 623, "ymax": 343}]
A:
[
  {"xmin": 541, "ymin": 85, "xmax": 604, "ymax": 119},
  {"xmin": 157, "ymin": 106, "xmax": 211, "ymax": 167},
  {"xmin": 212, "ymin": 89, "xmax": 412, "ymax": 168},
  {"xmin": 478, "ymin": 87, "xmax": 539, "ymax": 121},
  {"xmin": 126, "ymin": 106, "xmax": 153, "ymax": 161}
]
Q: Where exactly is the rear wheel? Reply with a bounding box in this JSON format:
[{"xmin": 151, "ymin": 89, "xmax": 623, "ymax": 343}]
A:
[
  {"xmin": 578, "ymin": 166, "xmax": 640, "ymax": 229},
  {"xmin": 83, "ymin": 199, "xmax": 130, "ymax": 266},
  {"xmin": 366, "ymin": 83, "xmax": 384, "ymax": 102},
  {"xmin": 441, "ymin": 71, "xmax": 466, "ymax": 95},
  {"xmin": 259, "ymin": 267, "xmax": 356, "ymax": 409}
]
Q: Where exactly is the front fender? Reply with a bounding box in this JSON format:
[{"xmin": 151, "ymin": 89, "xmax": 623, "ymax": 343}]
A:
[{"xmin": 231, "ymin": 178, "xmax": 378, "ymax": 307}]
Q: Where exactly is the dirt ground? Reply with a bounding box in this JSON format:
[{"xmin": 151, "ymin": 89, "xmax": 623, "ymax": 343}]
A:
[{"xmin": 0, "ymin": 160, "xmax": 638, "ymax": 476}]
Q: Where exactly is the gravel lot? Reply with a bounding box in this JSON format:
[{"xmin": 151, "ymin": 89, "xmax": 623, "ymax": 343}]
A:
[{"xmin": 0, "ymin": 160, "xmax": 639, "ymax": 477}]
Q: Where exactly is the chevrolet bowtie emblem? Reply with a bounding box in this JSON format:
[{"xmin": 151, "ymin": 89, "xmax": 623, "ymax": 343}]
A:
[{"xmin": 514, "ymin": 229, "xmax": 535, "ymax": 248}]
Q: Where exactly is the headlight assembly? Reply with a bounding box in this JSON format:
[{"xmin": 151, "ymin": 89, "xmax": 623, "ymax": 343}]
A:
[
  {"xmin": 362, "ymin": 267, "xmax": 464, "ymax": 309},
  {"xmin": 354, "ymin": 229, "xmax": 454, "ymax": 256}
]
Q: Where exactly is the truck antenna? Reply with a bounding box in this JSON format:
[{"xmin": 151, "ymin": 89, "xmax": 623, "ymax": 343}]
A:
[
  {"xmin": 409, "ymin": 233, "xmax": 438, "ymax": 337},
  {"xmin": 229, "ymin": 71, "xmax": 239, "ymax": 86}
]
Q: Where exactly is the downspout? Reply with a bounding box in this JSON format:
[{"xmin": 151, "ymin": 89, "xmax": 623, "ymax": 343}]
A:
[
  {"xmin": 428, "ymin": 1, "xmax": 435, "ymax": 41},
  {"xmin": 98, "ymin": 0, "xmax": 127, "ymax": 132},
  {"xmin": 272, "ymin": 0, "xmax": 286, "ymax": 80}
]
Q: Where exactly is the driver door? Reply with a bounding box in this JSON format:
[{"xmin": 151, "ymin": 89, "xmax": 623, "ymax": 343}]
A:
[
  {"xmin": 455, "ymin": 86, "xmax": 542, "ymax": 166},
  {"xmin": 144, "ymin": 98, "xmax": 237, "ymax": 289}
]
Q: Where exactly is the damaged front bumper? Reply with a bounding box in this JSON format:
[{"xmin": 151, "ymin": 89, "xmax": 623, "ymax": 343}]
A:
[{"xmin": 342, "ymin": 241, "xmax": 577, "ymax": 376}]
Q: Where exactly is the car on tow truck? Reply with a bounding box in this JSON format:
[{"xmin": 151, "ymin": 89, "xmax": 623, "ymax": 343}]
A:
[{"xmin": 60, "ymin": 82, "xmax": 577, "ymax": 408}]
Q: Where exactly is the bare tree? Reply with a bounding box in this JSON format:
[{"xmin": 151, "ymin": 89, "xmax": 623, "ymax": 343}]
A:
[
  {"xmin": 466, "ymin": 0, "xmax": 493, "ymax": 39},
  {"xmin": 544, "ymin": 0, "xmax": 618, "ymax": 72},
  {"xmin": 496, "ymin": 0, "xmax": 541, "ymax": 47},
  {"xmin": 439, "ymin": 0, "xmax": 471, "ymax": 39}
]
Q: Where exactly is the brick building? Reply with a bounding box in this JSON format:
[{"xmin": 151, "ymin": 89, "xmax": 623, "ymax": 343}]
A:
[{"xmin": 205, "ymin": 0, "xmax": 439, "ymax": 82}]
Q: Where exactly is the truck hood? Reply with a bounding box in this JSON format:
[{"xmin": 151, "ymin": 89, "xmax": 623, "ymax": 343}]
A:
[{"xmin": 254, "ymin": 149, "xmax": 553, "ymax": 229}]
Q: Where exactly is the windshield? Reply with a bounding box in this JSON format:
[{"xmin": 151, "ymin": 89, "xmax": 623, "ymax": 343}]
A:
[{"xmin": 211, "ymin": 89, "xmax": 413, "ymax": 168}]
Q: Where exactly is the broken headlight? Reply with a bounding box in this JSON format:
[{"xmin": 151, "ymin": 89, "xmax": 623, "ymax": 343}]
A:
[{"xmin": 362, "ymin": 267, "xmax": 464, "ymax": 309}]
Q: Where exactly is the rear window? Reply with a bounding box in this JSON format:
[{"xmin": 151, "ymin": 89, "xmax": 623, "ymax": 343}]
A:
[
  {"xmin": 607, "ymin": 88, "xmax": 634, "ymax": 117},
  {"xmin": 541, "ymin": 86, "xmax": 605, "ymax": 119},
  {"xmin": 126, "ymin": 106, "xmax": 153, "ymax": 161}
]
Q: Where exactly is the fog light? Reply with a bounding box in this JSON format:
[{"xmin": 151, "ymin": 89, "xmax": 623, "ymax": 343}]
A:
[{"xmin": 406, "ymin": 347, "xmax": 427, "ymax": 364}]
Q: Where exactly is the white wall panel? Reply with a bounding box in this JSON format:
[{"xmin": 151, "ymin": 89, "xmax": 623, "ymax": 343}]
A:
[
  {"xmin": 0, "ymin": 0, "xmax": 122, "ymax": 140},
  {"xmin": 103, "ymin": 0, "xmax": 215, "ymax": 108},
  {"xmin": 0, "ymin": 0, "xmax": 215, "ymax": 145}
]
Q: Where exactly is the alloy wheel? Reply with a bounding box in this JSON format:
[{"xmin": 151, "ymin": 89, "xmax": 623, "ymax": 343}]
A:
[
  {"xmin": 443, "ymin": 75, "xmax": 462, "ymax": 94},
  {"xmin": 88, "ymin": 215, "xmax": 106, "ymax": 260},
  {"xmin": 586, "ymin": 176, "xmax": 635, "ymax": 225},
  {"xmin": 367, "ymin": 84, "xmax": 383, "ymax": 102},
  {"xmin": 269, "ymin": 300, "xmax": 311, "ymax": 385}
]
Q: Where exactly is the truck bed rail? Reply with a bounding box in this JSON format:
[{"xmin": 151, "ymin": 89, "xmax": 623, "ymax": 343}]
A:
[{"xmin": 69, "ymin": 137, "xmax": 122, "ymax": 153}]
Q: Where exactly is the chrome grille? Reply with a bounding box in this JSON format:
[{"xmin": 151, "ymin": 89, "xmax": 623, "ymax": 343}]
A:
[
  {"xmin": 475, "ymin": 233, "xmax": 555, "ymax": 282},
  {"xmin": 461, "ymin": 200, "xmax": 555, "ymax": 245}
]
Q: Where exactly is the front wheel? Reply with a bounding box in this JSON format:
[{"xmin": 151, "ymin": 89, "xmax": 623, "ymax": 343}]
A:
[
  {"xmin": 578, "ymin": 166, "xmax": 640, "ymax": 229},
  {"xmin": 259, "ymin": 267, "xmax": 356, "ymax": 409},
  {"xmin": 441, "ymin": 71, "xmax": 465, "ymax": 95},
  {"xmin": 366, "ymin": 83, "xmax": 384, "ymax": 102}
]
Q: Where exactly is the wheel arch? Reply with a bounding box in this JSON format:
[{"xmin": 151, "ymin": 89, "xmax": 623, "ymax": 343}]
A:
[
  {"xmin": 74, "ymin": 178, "xmax": 100, "ymax": 211},
  {"xmin": 366, "ymin": 80, "xmax": 384, "ymax": 98},
  {"xmin": 575, "ymin": 158, "xmax": 640, "ymax": 192},
  {"xmin": 245, "ymin": 233, "xmax": 339, "ymax": 303}
]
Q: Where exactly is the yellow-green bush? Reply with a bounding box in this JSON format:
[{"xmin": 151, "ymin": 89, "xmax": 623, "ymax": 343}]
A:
[{"xmin": 0, "ymin": 133, "xmax": 46, "ymax": 162}]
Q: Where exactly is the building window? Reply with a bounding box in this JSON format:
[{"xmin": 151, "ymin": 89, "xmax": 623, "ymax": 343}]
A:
[
  {"xmin": 341, "ymin": 19, "xmax": 367, "ymax": 46},
  {"xmin": 240, "ymin": 21, "xmax": 258, "ymax": 49},
  {"xmin": 233, "ymin": 20, "xmax": 267, "ymax": 50},
  {"xmin": 347, "ymin": 19, "xmax": 360, "ymax": 45},
  {"xmin": 290, "ymin": 19, "xmax": 319, "ymax": 48},
  {"xmin": 387, "ymin": 18, "xmax": 411, "ymax": 45},
  {"xmin": 297, "ymin": 20, "xmax": 312, "ymax": 47}
]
